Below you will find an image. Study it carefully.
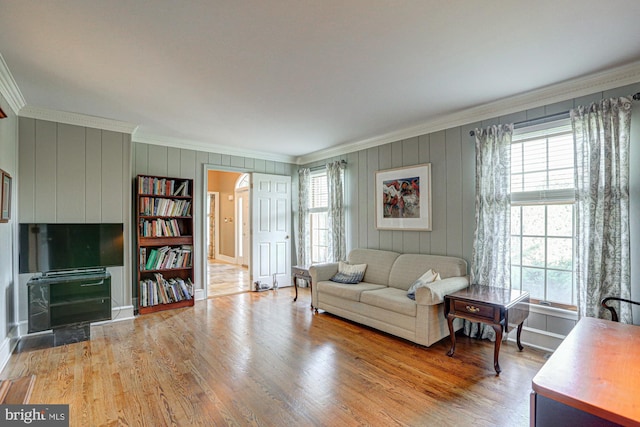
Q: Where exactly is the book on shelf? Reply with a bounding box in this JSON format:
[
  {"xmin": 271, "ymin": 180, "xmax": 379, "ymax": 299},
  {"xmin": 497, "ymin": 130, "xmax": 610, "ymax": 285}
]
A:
[
  {"xmin": 139, "ymin": 176, "xmax": 190, "ymax": 197},
  {"xmin": 139, "ymin": 197, "xmax": 192, "ymax": 217},
  {"xmin": 173, "ymin": 180, "xmax": 189, "ymax": 196},
  {"xmin": 140, "ymin": 245, "xmax": 193, "ymax": 271},
  {"xmin": 139, "ymin": 274, "xmax": 194, "ymax": 307},
  {"xmin": 139, "ymin": 218, "xmax": 184, "ymax": 237}
]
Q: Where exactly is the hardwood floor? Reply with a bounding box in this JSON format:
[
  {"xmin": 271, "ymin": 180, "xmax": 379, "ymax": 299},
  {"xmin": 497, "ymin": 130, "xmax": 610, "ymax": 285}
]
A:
[
  {"xmin": 207, "ymin": 259, "xmax": 250, "ymax": 297},
  {"xmin": 2, "ymin": 288, "xmax": 548, "ymax": 426}
]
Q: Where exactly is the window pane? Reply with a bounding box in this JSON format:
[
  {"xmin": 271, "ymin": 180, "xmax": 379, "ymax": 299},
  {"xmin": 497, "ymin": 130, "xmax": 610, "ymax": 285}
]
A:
[
  {"xmin": 310, "ymin": 211, "xmax": 329, "ymax": 263},
  {"xmin": 510, "ymin": 125, "xmax": 576, "ymax": 307},
  {"xmin": 522, "ymin": 140, "xmax": 546, "ymax": 173},
  {"xmin": 511, "ymin": 206, "xmax": 521, "ymax": 235},
  {"xmin": 511, "ymin": 143, "xmax": 523, "ymax": 174},
  {"xmin": 511, "ymin": 173, "xmax": 523, "ymax": 192},
  {"xmin": 547, "ymin": 237, "xmax": 572, "ymax": 270},
  {"xmin": 522, "ymin": 206, "xmax": 545, "ymax": 236},
  {"xmin": 547, "ymin": 135, "xmax": 574, "ymax": 170},
  {"xmin": 311, "ymin": 173, "xmax": 328, "ymax": 208},
  {"xmin": 547, "ymin": 168, "xmax": 573, "ymax": 189},
  {"xmin": 522, "ymin": 267, "xmax": 544, "ymax": 300},
  {"xmin": 546, "ymin": 270, "xmax": 573, "ymax": 305},
  {"xmin": 522, "ymin": 237, "xmax": 545, "ymax": 267},
  {"xmin": 547, "ymin": 205, "xmax": 572, "ymax": 237},
  {"xmin": 511, "ymin": 266, "xmax": 522, "ymax": 291},
  {"xmin": 511, "ymin": 236, "xmax": 521, "ymax": 265},
  {"xmin": 523, "ymin": 171, "xmax": 547, "ymax": 192}
]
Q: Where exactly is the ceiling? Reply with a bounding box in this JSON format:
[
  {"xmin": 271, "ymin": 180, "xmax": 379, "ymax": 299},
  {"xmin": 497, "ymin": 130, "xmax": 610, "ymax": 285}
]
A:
[{"xmin": 1, "ymin": 1, "xmax": 640, "ymax": 163}]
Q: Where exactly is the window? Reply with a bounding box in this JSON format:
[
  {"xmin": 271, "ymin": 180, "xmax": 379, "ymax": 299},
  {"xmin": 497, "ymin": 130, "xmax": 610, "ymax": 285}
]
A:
[
  {"xmin": 510, "ymin": 119, "xmax": 576, "ymax": 309},
  {"xmin": 309, "ymin": 171, "xmax": 329, "ymax": 263}
]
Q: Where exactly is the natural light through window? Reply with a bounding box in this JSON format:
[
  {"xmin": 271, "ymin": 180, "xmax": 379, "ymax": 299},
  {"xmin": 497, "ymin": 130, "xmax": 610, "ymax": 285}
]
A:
[
  {"xmin": 510, "ymin": 119, "xmax": 576, "ymax": 308},
  {"xmin": 310, "ymin": 172, "xmax": 329, "ymax": 263}
]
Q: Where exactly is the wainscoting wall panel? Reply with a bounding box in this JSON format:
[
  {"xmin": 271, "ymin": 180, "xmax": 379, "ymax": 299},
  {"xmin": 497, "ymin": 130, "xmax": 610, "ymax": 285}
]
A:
[
  {"xmin": 17, "ymin": 118, "xmax": 132, "ymax": 326},
  {"xmin": 302, "ymin": 81, "xmax": 640, "ymax": 349},
  {"xmin": 132, "ymin": 142, "xmax": 295, "ymax": 302}
]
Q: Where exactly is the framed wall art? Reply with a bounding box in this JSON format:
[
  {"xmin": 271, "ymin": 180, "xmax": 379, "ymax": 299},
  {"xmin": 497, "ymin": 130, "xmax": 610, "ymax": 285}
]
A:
[
  {"xmin": 1, "ymin": 170, "xmax": 11, "ymax": 223},
  {"xmin": 375, "ymin": 163, "xmax": 432, "ymax": 231}
]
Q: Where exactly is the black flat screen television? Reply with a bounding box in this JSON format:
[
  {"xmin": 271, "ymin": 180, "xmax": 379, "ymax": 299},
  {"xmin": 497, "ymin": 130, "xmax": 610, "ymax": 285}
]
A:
[{"xmin": 19, "ymin": 223, "xmax": 124, "ymax": 274}]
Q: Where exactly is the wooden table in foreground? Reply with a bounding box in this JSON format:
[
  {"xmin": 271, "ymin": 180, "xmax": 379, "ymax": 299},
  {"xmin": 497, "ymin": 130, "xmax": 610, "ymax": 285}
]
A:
[
  {"xmin": 444, "ymin": 285, "xmax": 529, "ymax": 374},
  {"xmin": 531, "ymin": 317, "xmax": 640, "ymax": 426}
]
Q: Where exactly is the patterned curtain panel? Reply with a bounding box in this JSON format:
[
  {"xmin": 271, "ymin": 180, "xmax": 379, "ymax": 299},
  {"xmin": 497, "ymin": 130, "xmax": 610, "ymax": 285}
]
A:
[
  {"xmin": 208, "ymin": 194, "xmax": 216, "ymax": 258},
  {"xmin": 297, "ymin": 168, "xmax": 311, "ymax": 266},
  {"xmin": 468, "ymin": 124, "xmax": 513, "ymax": 340},
  {"xmin": 327, "ymin": 161, "xmax": 346, "ymax": 262},
  {"xmin": 572, "ymin": 97, "xmax": 633, "ymax": 323}
]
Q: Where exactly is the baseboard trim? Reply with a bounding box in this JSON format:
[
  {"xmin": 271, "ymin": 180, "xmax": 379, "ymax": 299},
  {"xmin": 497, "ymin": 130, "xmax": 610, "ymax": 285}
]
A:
[
  {"xmin": 0, "ymin": 326, "xmax": 20, "ymax": 374},
  {"xmin": 101, "ymin": 306, "xmax": 136, "ymax": 324},
  {"xmin": 214, "ymin": 254, "xmax": 236, "ymax": 264},
  {"xmin": 506, "ymin": 326, "xmax": 565, "ymax": 353},
  {"xmin": 194, "ymin": 288, "xmax": 206, "ymax": 301}
]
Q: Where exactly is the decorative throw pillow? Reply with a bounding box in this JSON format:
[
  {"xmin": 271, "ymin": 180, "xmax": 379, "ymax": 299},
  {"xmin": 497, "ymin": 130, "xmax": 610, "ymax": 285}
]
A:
[
  {"xmin": 330, "ymin": 261, "xmax": 367, "ymax": 284},
  {"xmin": 407, "ymin": 269, "xmax": 441, "ymax": 300}
]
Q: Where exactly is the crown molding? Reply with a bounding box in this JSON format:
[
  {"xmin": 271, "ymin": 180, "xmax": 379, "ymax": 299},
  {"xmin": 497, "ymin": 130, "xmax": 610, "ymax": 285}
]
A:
[
  {"xmin": 132, "ymin": 130, "xmax": 297, "ymax": 164},
  {"xmin": 297, "ymin": 60, "xmax": 640, "ymax": 165},
  {"xmin": 19, "ymin": 105, "xmax": 138, "ymax": 134},
  {"xmin": 0, "ymin": 53, "xmax": 26, "ymax": 114}
]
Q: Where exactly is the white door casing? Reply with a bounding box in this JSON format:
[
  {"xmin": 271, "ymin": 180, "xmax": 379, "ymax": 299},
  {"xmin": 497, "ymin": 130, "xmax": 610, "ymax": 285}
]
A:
[
  {"xmin": 251, "ymin": 173, "xmax": 292, "ymax": 288},
  {"xmin": 235, "ymin": 187, "xmax": 250, "ymax": 267}
]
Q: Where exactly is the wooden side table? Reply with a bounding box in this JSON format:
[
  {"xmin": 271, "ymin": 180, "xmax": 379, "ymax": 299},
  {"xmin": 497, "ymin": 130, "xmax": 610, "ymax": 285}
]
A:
[
  {"xmin": 444, "ymin": 285, "xmax": 529, "ymax": 374},
  {"xmin": 292, "ymin": 265, "xmax": 312, "ymax": 308}
]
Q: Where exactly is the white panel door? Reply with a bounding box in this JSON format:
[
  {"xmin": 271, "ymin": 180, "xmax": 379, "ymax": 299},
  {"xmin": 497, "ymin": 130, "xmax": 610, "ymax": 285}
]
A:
[{"xmin": 251, "ymin": 173, "xmax": 292, "ymax": 288}]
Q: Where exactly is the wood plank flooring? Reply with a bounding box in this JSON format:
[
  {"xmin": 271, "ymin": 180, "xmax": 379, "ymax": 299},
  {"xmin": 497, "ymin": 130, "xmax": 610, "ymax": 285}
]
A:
[
  {"xmin": 207, "ymin": 259, "xmax": 251, "ymax": 298},
  {"xmin": 2, "ymin": 288, "xmax": 549, "ymax": 426}
]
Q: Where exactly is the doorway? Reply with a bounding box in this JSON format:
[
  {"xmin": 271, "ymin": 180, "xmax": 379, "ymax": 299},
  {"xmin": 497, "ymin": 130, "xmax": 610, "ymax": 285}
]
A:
[
  {"xmin": 203, "ymin": 168, "xmax": 293, "ymax": 298},
  {"xmin": 206, "ymin": 169, "xmax": 250, "ymax": 297}
]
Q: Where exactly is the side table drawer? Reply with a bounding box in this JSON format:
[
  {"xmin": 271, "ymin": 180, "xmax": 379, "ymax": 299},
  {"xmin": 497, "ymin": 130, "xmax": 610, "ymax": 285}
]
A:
[{"xmin": 453, "ymin": 300, "xmax": 495, "ymax": 320}]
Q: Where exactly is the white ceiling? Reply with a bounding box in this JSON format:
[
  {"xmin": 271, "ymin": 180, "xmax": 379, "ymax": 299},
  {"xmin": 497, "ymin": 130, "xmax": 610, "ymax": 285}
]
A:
[{"xmin": 1, "ymin": 1, "xmax": 640, "ymax": 163}]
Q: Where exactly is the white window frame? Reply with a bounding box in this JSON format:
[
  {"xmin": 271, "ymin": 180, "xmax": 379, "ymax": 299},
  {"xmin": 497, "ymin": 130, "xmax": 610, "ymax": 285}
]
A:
[
  {"xmin": 510, "ymin": 118, "xmax": 577, "ymax": 309},
  {"xmin": 309, "ymin": 170, "xmax": 329, "ymax": 264}
]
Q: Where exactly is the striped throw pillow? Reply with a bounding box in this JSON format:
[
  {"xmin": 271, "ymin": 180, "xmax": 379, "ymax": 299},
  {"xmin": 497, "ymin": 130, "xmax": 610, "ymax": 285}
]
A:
[{"xmin": 330, "ymin": 261, "xmax": 367, "ymax": 284}]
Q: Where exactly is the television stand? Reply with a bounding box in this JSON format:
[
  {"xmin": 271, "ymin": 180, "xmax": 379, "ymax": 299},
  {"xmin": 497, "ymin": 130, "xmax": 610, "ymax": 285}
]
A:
[
  {"xmin": 27, "ymin": 270, "xmax": 111, "ymax": 346},
  {"xmin": 43, "ymin": 267, "xmax": 107, "ymax": 278}
]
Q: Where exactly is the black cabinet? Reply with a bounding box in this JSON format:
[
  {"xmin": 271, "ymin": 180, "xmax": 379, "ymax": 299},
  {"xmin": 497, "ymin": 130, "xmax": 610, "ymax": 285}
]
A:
[{"xmin": 27, "ymin": 271, "xmax": 111, "ymax": 334}]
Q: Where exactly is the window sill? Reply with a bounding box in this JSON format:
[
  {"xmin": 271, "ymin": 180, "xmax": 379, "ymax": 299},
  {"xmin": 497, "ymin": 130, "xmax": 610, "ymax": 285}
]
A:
[{"xmin": 528, "ymin": 303, "xmax": 578, "ymax": 321}]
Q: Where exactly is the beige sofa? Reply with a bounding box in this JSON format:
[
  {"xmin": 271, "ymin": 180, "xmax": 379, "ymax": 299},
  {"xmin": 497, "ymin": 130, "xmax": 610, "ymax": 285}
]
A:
[{"xmin": 309, "ymin": 248, "xmax": 469, "ymax": 347}]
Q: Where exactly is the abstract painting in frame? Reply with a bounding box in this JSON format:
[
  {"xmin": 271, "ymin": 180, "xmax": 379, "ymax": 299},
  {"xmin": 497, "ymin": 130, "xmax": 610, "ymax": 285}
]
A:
[
  {"xmin": 375, "ymin": 163, "xmax": 432, "ymax": 231},
  {"xmin": 1, "ymin": 170, "xmax": 11, "ymax": 223}
]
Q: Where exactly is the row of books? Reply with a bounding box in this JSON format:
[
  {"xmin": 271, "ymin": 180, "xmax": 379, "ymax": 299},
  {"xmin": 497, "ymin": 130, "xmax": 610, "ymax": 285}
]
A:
[
  {"xmin": 139, "ymin": 197, "xmax": 192, "ymax": 217},
  {"xmin": 140, "ymin": 218, "xmax": 184, "ymax": 237},
  {"xmin": 139, "ymin": 274, "xmax": 194, "ymax": 307},
  {"xmin": 140, "ymin": 245, "xmax": 192, "ymax": 271},
  {"xmin": 139, "ymin": 176, "xmax": 190, "ymax": 196}
]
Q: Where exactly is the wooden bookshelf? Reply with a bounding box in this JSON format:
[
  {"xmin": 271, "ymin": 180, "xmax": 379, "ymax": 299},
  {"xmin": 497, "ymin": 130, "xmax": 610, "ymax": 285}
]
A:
[{"xmin": 135, "ymin": 174, "xmax": 195, "ymax": 314}]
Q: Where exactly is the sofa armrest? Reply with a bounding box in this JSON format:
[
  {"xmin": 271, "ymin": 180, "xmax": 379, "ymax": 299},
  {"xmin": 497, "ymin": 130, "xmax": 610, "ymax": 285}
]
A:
[
  {"xmin": 309, "ymin": 263, "xmax": 338, "ymax": 283},
  {"xmin": 309, "ymin": 263, "xmax": 338, "ymax": 308},
  {"xmin": 415, "ymin": 276, "xmax": 469, "ymax": 306}
]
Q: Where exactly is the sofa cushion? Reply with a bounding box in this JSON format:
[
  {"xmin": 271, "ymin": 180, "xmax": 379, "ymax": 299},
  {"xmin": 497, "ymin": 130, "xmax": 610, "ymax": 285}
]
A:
[
  {"xmin": 360, "ymin": 287, "xmax": 417, "ymax": 317},
  {"xmin": 330, "ymin": 261, "xmax": 367, "ymax": 284},
  {"xmin": 316, "ymin": 280, "xmax": 385, "ymax": 302},
  {"xmin": 348, "ymin": 249, "xmax": 400, "ymax": 286},
  {"xmin": 388, "ymin": 254, "xmax": 468, "ymax": 290}
]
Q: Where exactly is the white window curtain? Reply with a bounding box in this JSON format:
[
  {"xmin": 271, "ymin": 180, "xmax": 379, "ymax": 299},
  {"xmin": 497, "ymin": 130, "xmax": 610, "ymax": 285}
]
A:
[
  {"xmin": 572, "ymin": 96, "xmax": 633, "ymax": 323},
  {"xmin": 468, "ymin": 124, "xmax": 513, "ymax": 340},
  {"xmin": 326, "ymin": 161, "xmax": 346, "ymax": 262},
  {"xmin": 297, "ymin": 168, "xmax": 311, "ymax": 266}
]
